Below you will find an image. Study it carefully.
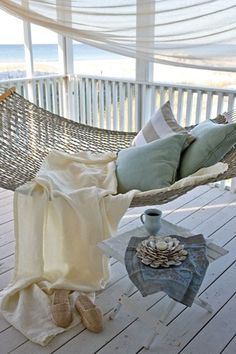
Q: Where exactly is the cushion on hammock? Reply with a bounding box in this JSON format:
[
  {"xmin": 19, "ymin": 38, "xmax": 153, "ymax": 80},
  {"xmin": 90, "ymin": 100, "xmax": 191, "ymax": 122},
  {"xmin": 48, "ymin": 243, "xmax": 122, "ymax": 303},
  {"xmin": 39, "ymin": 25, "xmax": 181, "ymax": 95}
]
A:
[
  {"xmin": 116, "ymin": 133, "xmax": 188, "ymax": 193},
  {"xmin": 222, "ymin": 111, "xmax": 235, "ymax": 123},
  {"xmin": 132, "ymin": 101, "xmax": 194, "ymax": 146},
  {"xmin": 179, "ymin": 120, "xmax": 236, "ymax": 178}
]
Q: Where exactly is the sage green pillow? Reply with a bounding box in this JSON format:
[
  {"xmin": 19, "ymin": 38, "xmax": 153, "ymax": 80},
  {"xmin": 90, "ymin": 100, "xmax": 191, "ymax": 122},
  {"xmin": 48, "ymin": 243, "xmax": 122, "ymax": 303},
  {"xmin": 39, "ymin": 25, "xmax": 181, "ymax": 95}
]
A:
[
  {"xmin": 179, "ymin": 120, "xmax": 236, "ymax": 178},
  {"xmin": 116, "ymin": 134, "xmax": 188, "ymax": 193}
]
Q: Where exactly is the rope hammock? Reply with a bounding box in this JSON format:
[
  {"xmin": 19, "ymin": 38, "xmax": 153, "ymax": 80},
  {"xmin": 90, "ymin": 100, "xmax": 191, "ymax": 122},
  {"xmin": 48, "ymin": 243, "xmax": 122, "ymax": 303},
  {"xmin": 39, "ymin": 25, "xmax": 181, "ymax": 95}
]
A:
[{"xmin": 0, "ymin": 87, "xmax": 236, "ymax": 208}]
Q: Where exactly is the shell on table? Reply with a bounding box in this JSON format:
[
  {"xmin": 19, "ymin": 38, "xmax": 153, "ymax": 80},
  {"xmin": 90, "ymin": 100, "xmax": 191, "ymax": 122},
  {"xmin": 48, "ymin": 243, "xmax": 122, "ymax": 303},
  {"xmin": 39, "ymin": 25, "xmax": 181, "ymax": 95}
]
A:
[{"xmin": 136, "ymin": 235, "xmax": 188, "ymax": 268}]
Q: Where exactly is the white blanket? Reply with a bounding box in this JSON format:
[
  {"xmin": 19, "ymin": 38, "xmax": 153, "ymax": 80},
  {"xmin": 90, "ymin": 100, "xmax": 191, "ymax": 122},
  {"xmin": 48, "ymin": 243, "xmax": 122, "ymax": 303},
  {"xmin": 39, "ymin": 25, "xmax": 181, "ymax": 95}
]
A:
[{"xmin": 0, "ymin": 150, "xmax": 135, "ymax": 345}]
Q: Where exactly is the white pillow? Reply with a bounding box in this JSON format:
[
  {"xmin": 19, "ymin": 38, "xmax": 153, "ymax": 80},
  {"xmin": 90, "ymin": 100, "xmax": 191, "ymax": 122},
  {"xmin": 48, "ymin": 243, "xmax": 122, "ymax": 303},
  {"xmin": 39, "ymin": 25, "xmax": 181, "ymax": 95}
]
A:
[{"xmin": 132, "ymin": 101, "xmax": 194, "ymax": 146}]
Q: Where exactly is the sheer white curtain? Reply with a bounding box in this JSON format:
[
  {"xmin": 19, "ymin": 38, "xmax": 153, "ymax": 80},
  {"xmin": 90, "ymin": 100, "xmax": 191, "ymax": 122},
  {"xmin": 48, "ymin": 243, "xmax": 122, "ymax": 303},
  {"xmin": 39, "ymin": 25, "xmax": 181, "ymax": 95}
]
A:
[{"xmin": 1, "ymin": 0, "xmax": 236, "ymax": 71}]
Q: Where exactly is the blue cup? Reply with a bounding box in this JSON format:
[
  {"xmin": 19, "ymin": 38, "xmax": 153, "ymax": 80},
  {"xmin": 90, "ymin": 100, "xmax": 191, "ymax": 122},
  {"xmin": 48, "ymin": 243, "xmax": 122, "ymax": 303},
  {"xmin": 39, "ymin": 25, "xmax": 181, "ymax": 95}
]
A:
[{"xmin": 140, "ymin": 208, "xmax": 162, "ymax": 235}]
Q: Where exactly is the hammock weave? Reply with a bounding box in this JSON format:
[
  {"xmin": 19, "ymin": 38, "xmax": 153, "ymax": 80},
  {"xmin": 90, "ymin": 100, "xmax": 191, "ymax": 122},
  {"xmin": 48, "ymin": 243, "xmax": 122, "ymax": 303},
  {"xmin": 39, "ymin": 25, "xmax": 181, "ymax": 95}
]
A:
[{"xmin": 0, "ymin": 87, "xmax": 236, "ymax": 208}]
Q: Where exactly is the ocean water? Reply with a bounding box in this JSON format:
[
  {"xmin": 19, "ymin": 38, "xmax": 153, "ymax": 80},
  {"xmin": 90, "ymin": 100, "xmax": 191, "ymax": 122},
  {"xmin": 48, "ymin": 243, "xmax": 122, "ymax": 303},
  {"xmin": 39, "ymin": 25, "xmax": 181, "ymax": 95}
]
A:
[
  {"xmin": 0, "ymin": 44, "xmax": 234, "ymax": 87},
  {"xmin": 0, "ymin": 43, "xmax": 119, "ymax": 63}
]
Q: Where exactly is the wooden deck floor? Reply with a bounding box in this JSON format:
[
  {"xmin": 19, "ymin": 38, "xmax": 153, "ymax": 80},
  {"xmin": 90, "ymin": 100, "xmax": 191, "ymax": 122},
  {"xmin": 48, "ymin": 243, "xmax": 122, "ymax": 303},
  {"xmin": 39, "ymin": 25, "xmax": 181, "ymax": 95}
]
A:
[{"xmin": 0, "ymin": 185, "xmax": 236, "ymax": 354}]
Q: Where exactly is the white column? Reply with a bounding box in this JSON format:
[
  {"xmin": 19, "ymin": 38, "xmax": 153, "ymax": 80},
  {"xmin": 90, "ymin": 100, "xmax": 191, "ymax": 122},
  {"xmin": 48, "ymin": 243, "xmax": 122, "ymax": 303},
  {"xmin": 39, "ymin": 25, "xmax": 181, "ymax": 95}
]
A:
[
  {"xmin": 58, "ymin": 36, "xmax": 74, "ymax": 76},
  {"xmin": 57, "ymin": 0, "xmax": 74, "ymax": 119},
  {"xmin": 22, "ymin": 0, "xmax": 34, "ymax": 101},
  {"xmin": 23, "ymin": 22, "xmax": 34, "ymax": 77},
  {"xmin": 135, "ymin": 0, "xmax": 155, "ymax": 128},
  {"xmin": 58, "ymin": 35, "xmax": 74, "ymax": 119}
]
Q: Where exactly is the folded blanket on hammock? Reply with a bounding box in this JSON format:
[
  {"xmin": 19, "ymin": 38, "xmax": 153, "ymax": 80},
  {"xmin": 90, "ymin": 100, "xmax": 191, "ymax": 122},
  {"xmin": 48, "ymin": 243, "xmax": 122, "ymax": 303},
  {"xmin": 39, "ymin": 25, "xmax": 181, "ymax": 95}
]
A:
[{"xmin": 0, "ymin": 150, "xmax": 135, "ymax": 346}]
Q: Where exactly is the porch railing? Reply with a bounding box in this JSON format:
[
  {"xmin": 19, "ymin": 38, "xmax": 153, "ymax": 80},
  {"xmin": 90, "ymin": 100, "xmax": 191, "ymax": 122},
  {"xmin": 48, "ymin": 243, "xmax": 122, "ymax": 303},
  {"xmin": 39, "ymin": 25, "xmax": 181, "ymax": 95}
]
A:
[
  {"xmin": 2, "ymin": 74, "xmax": 236, "ymax": 130},
  {"xmin": 69, "ymin": 74, "xmax": 236, "ymax": 132},
  {"xmin": 1, "ymin": 74, "xmax": 236, "ymax": 190},
  {"xmin": 0, "ymin": 75, "xmax": 65, "ymax": 116}
]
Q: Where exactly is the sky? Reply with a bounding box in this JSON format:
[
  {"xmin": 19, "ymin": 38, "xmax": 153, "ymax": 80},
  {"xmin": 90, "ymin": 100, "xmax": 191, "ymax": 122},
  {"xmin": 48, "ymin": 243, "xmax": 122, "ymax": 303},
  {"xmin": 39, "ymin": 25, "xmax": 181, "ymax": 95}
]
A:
[{"xmin": 0, "ymin": 9, "xmax": 57, "ymax": 44}]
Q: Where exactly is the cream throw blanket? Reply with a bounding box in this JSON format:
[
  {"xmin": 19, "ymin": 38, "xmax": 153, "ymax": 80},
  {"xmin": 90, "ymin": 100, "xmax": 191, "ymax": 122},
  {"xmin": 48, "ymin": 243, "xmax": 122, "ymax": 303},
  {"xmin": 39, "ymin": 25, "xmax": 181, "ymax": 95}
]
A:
[
  {"xmin": 0, "ymin": 150, "xmax": 135, "ymax": 346},
  {"xmin": 0, "ymin": 149, "xmax": 227, "ymax": 346}
]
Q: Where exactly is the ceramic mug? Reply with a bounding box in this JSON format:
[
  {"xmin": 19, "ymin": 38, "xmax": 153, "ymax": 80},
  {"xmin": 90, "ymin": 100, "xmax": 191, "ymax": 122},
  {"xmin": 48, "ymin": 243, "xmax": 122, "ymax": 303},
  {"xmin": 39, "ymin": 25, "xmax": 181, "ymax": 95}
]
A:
[{"xmin": 140, "ymin": 208, "xmax": 162, "ymax": 235}]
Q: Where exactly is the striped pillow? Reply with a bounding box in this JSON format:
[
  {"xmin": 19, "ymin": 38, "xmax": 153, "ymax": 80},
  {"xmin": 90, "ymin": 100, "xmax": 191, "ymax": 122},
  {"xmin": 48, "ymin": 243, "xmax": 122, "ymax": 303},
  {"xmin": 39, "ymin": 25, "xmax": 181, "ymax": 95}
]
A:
[
  {"xmin": 222, "ymin": 111, "xmax": 236, "ymax": 123},
  {"xmin": 132, "ymin": 101, "xmax": 194, "ymax": 146}
]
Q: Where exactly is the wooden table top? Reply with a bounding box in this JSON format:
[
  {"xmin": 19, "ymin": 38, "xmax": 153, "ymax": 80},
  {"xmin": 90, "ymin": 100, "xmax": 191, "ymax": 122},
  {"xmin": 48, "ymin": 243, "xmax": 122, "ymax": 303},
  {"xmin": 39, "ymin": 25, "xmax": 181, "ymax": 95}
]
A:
[{"xmin": 98, "ymin": 218, "xmax": 193, "ymax": 264}]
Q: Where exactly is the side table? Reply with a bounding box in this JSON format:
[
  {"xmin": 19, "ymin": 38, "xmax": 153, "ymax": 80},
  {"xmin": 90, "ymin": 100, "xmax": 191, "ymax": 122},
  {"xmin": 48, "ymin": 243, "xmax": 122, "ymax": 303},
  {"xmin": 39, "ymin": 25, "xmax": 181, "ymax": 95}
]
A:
[{"xmin": 97, "ymin": 218, "xmax": 228, "ymax": 349}]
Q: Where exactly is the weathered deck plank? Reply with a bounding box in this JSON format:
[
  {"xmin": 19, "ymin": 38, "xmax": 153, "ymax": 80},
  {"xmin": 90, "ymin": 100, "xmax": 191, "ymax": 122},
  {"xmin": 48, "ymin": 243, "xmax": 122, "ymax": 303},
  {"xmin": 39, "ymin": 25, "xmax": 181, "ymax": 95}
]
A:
[{"xmin": 0, "ymin": 186, "xmax": 235, "ymax": 354}]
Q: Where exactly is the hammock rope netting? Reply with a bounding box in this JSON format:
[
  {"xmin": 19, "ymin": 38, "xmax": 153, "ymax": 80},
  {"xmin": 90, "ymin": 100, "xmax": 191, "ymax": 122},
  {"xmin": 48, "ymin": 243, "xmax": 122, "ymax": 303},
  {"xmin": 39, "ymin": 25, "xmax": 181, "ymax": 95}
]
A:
[{"xmin": 0, "ymin": 87, "xmax": 236, "ymax": 208}]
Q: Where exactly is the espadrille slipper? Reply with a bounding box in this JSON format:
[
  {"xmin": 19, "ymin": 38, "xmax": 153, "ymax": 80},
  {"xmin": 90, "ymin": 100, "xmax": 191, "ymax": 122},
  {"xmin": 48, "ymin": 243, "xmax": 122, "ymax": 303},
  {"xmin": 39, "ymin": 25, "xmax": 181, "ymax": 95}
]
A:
[
  {"xmin": 75, "ymin": 294, "xmax": 103, "ymax": 333},
  {"xmin": 51, "ymin": 289, "xmax": 72, "ymax": 328}
]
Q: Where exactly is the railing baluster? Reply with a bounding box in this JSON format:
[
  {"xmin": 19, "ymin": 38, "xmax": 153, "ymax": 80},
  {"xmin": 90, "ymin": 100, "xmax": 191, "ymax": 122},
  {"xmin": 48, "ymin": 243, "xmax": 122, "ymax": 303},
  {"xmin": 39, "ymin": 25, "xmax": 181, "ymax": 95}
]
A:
[
  {"xmin": 38, "ymin": 80, "xmax": 44, "ymax": 108},
  {"xmin": 57, "ymin": 77, "xmax": 64, "ymax": 116},
  {"xmin": 227, "ymin": 93, "xmax": 235, "ymax": 112},
  {"xmin": 150, "ymin": 85, "xmax": 156, "ymax": 115},
  {"xmin": 45, "ymin": 79, "xmax": 51, "ymax": 111},
  {"xmin": 85, "ymin": 78, "xmax": 92, "ymax": 126},
  {"xmin": 185, "ymin": 89, "xmax": 193, "ymax": 127},
  {"xmin": 159, "ymin": 86, "xmax": 165, "ymax": 107},
  {"xmin": 135, "ymin": 83, "xmax": 141, "ymax": 131},
  {"xmin": 23, "ymin": 81, "xmax": 29, "ymax": 100},
  {"xmin": 79, "ymin": 78, "xmax": 86, "ymax": 124},
  {"xmin": 127, "ymin": 83, "xmax": 133, "ymax": 131},
  {"xmin": 206, "ymin": 91, "xmax": 213, "ymax": 119},
  {"xmin": 216, "ymin": 92, "xmax": 224, "ymax": 115},
  {"xmin": 105, "ymin": 80, "xmax": 111, "ymax": 130},
  {"xmin": 217, "ymin": 91, "xmax": 226, "ymax": 191},
  {"xmin": 15, "ymin": 83, "xmax": 22, "ymax": 96},
  {"xmin": 112, "ymin": 81, "xmax": 118, "ymax": 130},
  {"xmin": 67, "ymin": 77, "xmax": 75, "ymax": 120},
  {"xmin": 177, "ymin": 88, "xmax": 184, "ymax": 124},
  {"xmin": 195, "ymin": 90, "xmax": 203, "ymax": 123},
  {"xmin": 99, "ymin": 79, "xmax": 105, "ymax": 128},
  {"xmin": 141, "ymin": 84, "xmax": 147, "ymax": 124},
  {"xmin": 119, "ymin": 82, "xmax": 125, "ymax": 131},
  {"xmin": 168, "ymin": 87, "xmax": 174, "ymax": 107},
  {"xmin": 91, "ymin": 79, "xmax": 98, "ymax": 127},
  {"xmin": 72, "ymin": 77, "xmax": 79, "ymax": 122},
  {"xmin": 227, "ymin": 93, "xmax": 236, "ymax": 192},
  {"xmin": 31, "ymin": 80, "xmax": 37, "ymax": 105},
  {"xmin": 51, "ymin": 78, "xmax": 58, "ymax": 114}
]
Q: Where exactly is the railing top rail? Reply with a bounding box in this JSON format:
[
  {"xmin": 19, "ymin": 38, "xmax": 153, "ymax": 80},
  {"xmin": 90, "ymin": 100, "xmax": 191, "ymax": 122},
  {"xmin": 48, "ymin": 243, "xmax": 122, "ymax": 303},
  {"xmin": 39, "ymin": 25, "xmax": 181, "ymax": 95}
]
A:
[
  {"xmin": 0, "ymin": 74, "xmax": 64, "ymax": 85},
  {"xmin": 0, "ymin": 73, "xmax": 235, "ymax": 96},
  {"xmin": 69, "ymin": 73, "xmax": 236, "ymax": 95}
]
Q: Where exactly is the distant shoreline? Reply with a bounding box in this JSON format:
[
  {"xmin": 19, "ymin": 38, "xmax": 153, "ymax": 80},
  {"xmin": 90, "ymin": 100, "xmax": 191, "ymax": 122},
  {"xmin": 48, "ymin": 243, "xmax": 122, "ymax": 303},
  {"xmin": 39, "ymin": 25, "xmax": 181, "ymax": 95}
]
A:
[
  {"xmin": 0, "ymin": 59, "xmax": 136, "ymax": 81},
  {"xmin": 0, "ymin": 43, "xmax": 121, "ymax": 64},
  {"xmin": 0, "ymin": 62, "xmax": 59, "ymax": 80},
  {"xmin": 0, "ymin": 59, "xmax": 235, "ymax": 89}
]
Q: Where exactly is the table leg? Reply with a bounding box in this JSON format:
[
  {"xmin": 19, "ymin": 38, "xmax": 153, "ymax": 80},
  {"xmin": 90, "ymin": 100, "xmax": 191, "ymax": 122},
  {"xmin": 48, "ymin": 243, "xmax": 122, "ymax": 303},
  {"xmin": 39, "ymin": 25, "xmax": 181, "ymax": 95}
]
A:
[
  {"xmin": 109, "ymin": 282, "xmax": 135, "ymax": 320},
  {"xmin": 160, "ymin": 299, "xmax": 177, "ymax": 323},
  {"xmin": 194, "ymin": 296, "xmax": 213, "ymax": 313}
]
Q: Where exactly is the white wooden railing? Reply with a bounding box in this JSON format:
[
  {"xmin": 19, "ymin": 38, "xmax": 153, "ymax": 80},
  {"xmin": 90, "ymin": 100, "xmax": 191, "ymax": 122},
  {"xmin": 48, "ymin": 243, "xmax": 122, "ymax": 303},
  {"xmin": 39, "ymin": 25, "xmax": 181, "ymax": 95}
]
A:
[
  {"xmin": 69, "ymin": 74, "xmax": 236, "ymax": 131},
  {"xmin": 1, "ymin": 74, "xmax": 236, "ymax": 191},
  {"xmin": 0, "ymin": 75, "xmax": 65, "ymax": 116},
  {"xmin": 2, "ymin": 74, "xmax": 236, "ymax": 131}
]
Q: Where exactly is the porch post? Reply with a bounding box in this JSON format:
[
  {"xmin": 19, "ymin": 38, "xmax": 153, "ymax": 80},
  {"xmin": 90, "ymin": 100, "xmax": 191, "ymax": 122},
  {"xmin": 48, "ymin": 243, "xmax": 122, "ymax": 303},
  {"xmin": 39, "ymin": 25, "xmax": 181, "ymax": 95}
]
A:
[
  {"xmin": 22, "ymin": 0, "xmax": 34, "ymax": 101},
  {"xmin": 135, "ymin": 0, "xmax": 155, "ymax": 130},
  {"xmin": 57, "ymin": 0, "xmax": 74, "ymax": 119}
]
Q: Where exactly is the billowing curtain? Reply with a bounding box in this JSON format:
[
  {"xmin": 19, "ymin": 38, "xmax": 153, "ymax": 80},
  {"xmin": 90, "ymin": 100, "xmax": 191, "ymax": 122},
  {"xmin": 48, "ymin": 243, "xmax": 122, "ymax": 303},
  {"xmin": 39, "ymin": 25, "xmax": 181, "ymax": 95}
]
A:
[{"xmin": 1, "ymin": 0, "xmax": 236, "ymax": 71}]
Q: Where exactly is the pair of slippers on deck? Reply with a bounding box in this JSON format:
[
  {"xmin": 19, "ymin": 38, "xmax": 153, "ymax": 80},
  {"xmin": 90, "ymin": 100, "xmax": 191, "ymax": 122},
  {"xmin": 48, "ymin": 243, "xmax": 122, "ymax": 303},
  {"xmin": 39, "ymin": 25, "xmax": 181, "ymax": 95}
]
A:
[{"xmin": 51, "ymin": 290, "xmax": 103, "ymax": 333}]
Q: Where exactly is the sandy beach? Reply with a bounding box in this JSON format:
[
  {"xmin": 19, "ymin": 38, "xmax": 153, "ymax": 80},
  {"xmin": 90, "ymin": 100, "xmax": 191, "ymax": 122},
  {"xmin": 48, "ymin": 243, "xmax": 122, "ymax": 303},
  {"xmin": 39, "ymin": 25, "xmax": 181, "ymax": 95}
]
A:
[
  {"xmin": 0, "ymin": 59, "xmax": 236, "ymax": 89},
  {"xmin": 75, "ymin": 59, "xmax": 236, "ymax": 88}
]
